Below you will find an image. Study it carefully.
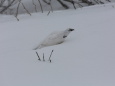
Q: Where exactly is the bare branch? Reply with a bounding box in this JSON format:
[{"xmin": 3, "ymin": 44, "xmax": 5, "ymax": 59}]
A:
[
  {"xmin": 94, "ymin": 0, "xmax": 100, "ymax": 4},
  {"xmin": 37, "ymin": 0, "xmax": 43, "ymax": 13},
  {"xmin": 32, "ymin": 0, "xmax": 37, "ymax": 12},
  {"xmin": 47, "ymin": 11, "xmax": 50, "ymax": 16},
  {"xmin": 57, "ymin": 0, "xmax": 69, "ymax": 9},
  {"xmin": 49, "ymin": 50, "xmax": 54, "ymax": 63},
  {"xmin": 0, "ymin": 0, "xmax": 16, "ymax": 14},
  {"xmin": 43, "ymin": 53, "xmax": 45, "ymax": 61},
  {"xmin": 15, "ymin": 2, "xmax": 20, "ymax": 17},
  {"xmin": 49, "ymin": 0, "xmax": 53, "ymax": 12},
  {"xmin": 80, "ymin": 0, "xmax": 94, "ymax": 5},
  {"xmin": 43, "ymin": 0, "xmax": 50, "ymax": 5},
  {"xmin": 36, "ymin": 52, "xmax": 41, "ymax": 61},
  {"xmin": 74, "ymin": 1, "xmax": 83, "ymax": 8},
  {"xmin": 20, "ymin": 1, "xmax": 31, "ymax": 16},
  {"xmin": 14, "ymin": 1, "xmax": 21, "ymax": 21},
  {"xmin": 64, "ymin": 0, "xmax": 76, "ymax": 9},
  {"xmin": 43, "ymin": 0, "xmax": 53, "ymax": 12},
  {"xmin": 0, "ymin": 0, "xmax": 5, "ymax": 7},
  {"xmin": 14, "ymin": 15, "xmax": 19, "ymax": 21}
]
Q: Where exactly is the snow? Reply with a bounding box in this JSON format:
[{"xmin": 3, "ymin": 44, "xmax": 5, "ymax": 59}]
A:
[{"xmin": 1, "ymin": 3, "xmax": 115, "ymax": 86}]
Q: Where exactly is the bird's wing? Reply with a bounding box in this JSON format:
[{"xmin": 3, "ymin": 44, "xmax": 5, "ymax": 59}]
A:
[{"xmin": 46, "ymin": 31, "xmax": 63, "ymax": 40}]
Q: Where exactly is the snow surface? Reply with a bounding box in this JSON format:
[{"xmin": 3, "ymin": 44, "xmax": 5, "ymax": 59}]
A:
[{"xmin": 1, "ymin": 3, "xmax": 115, "ymax": 86}]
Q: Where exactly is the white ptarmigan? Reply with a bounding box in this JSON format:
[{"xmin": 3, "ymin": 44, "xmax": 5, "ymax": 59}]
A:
[{"xmin": 33, "ymin": 28, "xmax": 74, "ymax": 50}]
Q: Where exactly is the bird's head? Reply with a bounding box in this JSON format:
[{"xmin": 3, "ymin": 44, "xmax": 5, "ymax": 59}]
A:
[
  {"xmin": 63, "ymin": 28, "xmax": 74, "ymax": 38},
  {"xmin": 68, "ymin": 28, "xmax": 74, "ymax": 32}
]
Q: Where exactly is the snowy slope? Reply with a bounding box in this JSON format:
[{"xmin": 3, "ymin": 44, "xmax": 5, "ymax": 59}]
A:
[{"xmin": 0, "ymin": 3, "xmax": 115, "ymax": 86}]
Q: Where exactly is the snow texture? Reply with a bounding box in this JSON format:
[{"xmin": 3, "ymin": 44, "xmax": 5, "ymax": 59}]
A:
[{"xmin": 0, "ymin": 3, "xmax": 115, "ymax": 86}]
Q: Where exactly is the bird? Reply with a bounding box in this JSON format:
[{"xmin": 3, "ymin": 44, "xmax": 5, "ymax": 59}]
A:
[{"xmin": 33, "ymin": 28, "xmax": 74, "ymax": 50}]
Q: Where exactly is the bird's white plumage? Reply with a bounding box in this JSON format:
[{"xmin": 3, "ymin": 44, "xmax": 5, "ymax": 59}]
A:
[{"xmin": 33, "ymin": 28, "xmax": 74, "ymax": 50}]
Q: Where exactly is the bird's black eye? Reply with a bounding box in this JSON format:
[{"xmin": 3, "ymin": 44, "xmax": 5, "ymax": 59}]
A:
[{"xmin": 69, "ymin": 29, "xmax": 74, "ymax": 31}]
